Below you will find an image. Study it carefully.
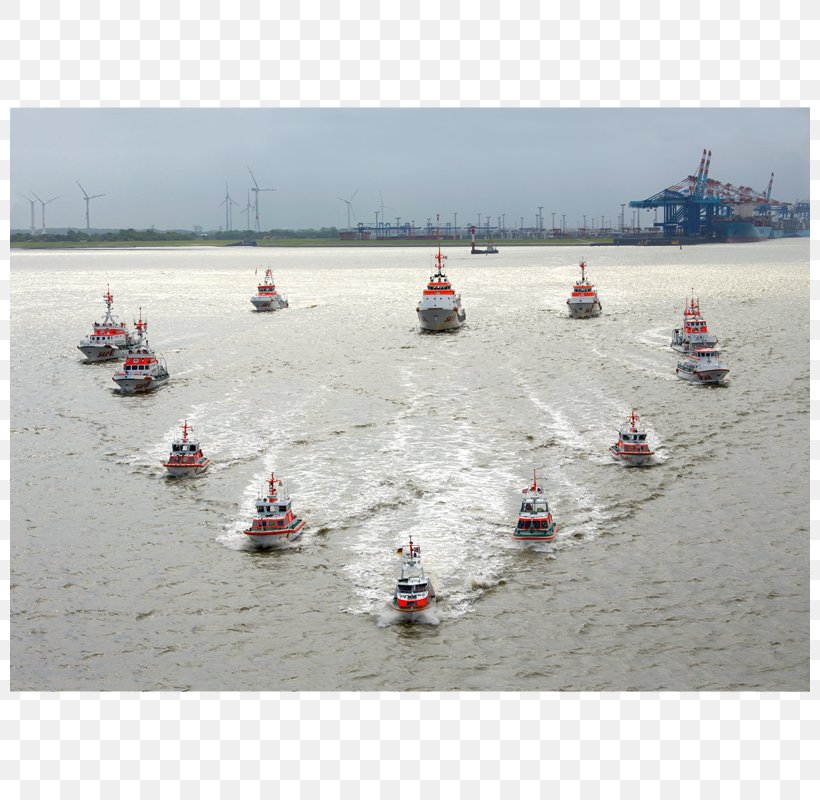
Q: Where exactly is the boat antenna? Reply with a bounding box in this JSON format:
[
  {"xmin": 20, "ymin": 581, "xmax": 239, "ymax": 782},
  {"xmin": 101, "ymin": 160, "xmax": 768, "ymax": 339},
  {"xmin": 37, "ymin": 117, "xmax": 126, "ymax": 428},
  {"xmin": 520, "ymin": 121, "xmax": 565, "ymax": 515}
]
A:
[{"xmin": 434, "ymin": 213, "xmax": 447, "ymax": 274}]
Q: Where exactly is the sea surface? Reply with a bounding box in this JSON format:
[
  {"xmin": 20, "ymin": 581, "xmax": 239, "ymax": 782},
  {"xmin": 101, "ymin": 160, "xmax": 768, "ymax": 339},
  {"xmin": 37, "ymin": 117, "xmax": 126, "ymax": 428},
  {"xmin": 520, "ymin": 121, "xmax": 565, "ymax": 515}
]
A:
[{"xmin": 10, "ymin": 240, "xmax": 808, "ymax": 691}]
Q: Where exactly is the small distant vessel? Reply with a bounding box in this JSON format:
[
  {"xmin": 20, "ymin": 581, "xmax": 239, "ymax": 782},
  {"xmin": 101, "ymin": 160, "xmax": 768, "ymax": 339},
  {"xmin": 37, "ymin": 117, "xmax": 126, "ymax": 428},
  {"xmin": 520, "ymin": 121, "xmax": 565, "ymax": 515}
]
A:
[
  {"xmin": 163, "ymin": 421, "xmax": 210, "ymax": 477},
  {"xmin": 610, "ymin": 410, "xmax": 655, "ymax": 466},
  {"xmin": 250, "ymin": 268, "xmax": 289, "ymax": 311},
  {"xmin": 417, "ymin": 221, "xmax": 466, "ymax": 331},
  {"xmin": 513, "ymin": 470, "xmax": 557, "ymax": 542},
  {"xmin": 676, "ymin": 348, "xmax": 729, "ymax": 384},
  {"xmin": 469, "ymin": 225, "xmax": 499, "ymax": 254},
  {"xmin": 566, "ymin": 260, "xmax": 602, "ymax": 318},
  {"xmin": 77, "ymin": 286, "xmax": 137, "ymax": 362},
  {"xmin": 243, "ymin": 473, "xmax": 305, "ymax": 546},
  {"xmin": 391, "ymin": 537, "xmax": 437, "ymax": 614},
  {"xmin": 111, "ymin": 312, "xmax": 170, "ymax": 393},
  {"xmin": 671, "ymin": 292, "xmax": 718, "ymax": 353}
]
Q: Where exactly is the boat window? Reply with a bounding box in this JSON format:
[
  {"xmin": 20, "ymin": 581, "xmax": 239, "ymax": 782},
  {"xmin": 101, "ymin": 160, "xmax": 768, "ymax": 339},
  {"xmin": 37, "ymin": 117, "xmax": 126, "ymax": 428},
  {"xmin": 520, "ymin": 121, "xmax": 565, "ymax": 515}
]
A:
[
  {"xmin": 533, "ymin": 500, "xmax": 548, "ymax": 513},
  {"xmin": 518, "ymin": 519, "xmax": 531, "ymax": 529}
]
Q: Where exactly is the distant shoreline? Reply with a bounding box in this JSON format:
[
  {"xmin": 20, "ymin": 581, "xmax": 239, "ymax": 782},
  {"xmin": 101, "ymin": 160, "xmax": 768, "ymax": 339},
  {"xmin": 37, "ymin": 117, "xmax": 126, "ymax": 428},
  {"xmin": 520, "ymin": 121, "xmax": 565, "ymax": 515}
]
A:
[{"xmin": 11, "ymin": 236, "xmax": 640, "ymax": 250}]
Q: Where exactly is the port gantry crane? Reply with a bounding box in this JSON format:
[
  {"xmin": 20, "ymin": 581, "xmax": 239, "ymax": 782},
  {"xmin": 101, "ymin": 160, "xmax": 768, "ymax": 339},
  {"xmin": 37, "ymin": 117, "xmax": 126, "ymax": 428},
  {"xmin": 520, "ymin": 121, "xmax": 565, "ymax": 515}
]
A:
[
  {"xmin": 628, "ymin": 148, "xmax": 805, "ymax": 241},
  {"xmin": 629, "ymin": 148, "xmax": 721, "ymax": 238}
]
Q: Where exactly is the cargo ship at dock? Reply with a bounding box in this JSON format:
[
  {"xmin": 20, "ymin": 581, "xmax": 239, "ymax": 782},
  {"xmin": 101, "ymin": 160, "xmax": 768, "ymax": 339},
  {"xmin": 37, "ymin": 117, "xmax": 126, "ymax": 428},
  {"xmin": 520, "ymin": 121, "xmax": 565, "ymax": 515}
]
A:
[{"xmin": 711, "ymin": 219, "xmax": 772, "ymax": 243}]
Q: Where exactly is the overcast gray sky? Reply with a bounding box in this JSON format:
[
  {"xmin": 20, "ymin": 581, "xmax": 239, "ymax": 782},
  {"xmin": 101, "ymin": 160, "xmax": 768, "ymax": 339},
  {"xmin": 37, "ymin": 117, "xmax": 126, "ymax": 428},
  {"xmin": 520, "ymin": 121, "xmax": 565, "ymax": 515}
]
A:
[{"xmin": 10, "ymin": 108, "xmax": 809, "ymax": 232}]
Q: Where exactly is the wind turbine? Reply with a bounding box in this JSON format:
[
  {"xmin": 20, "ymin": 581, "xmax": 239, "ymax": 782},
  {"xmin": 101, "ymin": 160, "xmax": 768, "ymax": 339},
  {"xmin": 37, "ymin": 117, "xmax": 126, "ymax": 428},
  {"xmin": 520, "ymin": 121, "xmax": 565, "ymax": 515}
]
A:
[
  {"xmin": 337, "ymin": 189, "xmax": 358, "ymax": 230},
  {"xmin": 31, "ymin": 192, "xmax": 58, "ymax": 233},
  {"xmin": 241, "ymin": 189, "xmax": 252, "ymax": 232},
  {"xmin": 247, "ymin": 167, "xmax": 276, "ymax": 232},
  {"xmin": 219, "ymin": 183, "xmax": 240, "ymax": 232},
  {"xmin": 19, "ymin": 194, "xmax": 36, "ymax": 234},
  {"xmin": 376, "ymin": 190, "xmax": 396, "ymax": 234},
  {"xmin": 77, "ymin": 181, "xmax": 105, "ymax": 232}
]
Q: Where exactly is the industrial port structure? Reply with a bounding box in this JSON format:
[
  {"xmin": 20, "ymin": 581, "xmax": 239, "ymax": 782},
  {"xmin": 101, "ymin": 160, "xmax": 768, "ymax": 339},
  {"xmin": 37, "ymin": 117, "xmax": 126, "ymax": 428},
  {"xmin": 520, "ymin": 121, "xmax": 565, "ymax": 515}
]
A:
[
  {"xmin": 336, "ymin": 149, "xmax": 808, "ymax": 245},
  {"xmin": 627, "ymin": 149, "xmax": 809, "ymax": 244}
]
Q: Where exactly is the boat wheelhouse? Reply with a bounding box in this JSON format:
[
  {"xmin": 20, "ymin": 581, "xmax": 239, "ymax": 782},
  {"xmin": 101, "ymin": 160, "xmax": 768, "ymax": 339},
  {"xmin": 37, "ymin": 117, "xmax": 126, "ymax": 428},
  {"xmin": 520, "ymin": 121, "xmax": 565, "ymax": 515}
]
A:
[
  {"xmin": 391, "ymin": 538, "xmax": 437, "ymax": 614},
  {"xmin": 566, "ymin": 260, "xmax": 602, "ymax": 318},
  {"xmin": 676, "ymin": 347, "xmax": 729, "ymax": 384},
  {"xmin": 243, "ymin": 473, "xmax": 305, "ymax": 546},
  {"xmin": 250, "ymin": 268, "xmax": 289, "ymax": 311},
  {"xmin": 111, "ymin": 313, "xmax": 169, "ymax": 393},
  {"xmin": 163, "ymin": 421, "xmax": 210, "ymax": 477},
  {"xmin": 514, "ymin": 471, "xmax": 557, "ymax": 542},
  {"xmin": 610, "ymin": 410, "xmax": 655, "ymax": 466},
  {"xmin": 77, "ymin": 286, "xmax": 137, "ymax": 362}
]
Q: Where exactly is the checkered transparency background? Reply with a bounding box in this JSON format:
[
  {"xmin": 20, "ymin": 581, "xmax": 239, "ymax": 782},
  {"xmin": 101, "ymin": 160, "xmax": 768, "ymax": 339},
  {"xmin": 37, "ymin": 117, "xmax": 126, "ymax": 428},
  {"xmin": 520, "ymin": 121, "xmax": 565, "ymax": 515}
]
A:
[{"xmin": 1, "ymin": 0, "xmax": 818, "ymax": 796}]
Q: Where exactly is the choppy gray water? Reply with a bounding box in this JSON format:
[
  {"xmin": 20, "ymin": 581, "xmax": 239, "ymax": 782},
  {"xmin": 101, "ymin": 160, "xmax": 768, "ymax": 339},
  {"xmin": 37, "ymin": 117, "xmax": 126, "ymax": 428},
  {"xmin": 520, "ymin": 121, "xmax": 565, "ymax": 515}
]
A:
[{"xmin": 11, "ymin": 240, "xmax": 808, "ymax": 691}]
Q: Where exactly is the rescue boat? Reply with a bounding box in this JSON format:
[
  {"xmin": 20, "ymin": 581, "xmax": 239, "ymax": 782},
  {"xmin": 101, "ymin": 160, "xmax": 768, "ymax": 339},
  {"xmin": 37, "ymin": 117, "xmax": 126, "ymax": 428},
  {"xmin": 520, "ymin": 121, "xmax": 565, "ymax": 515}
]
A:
[
  {"xmin": 469, "ymin": 225, "xmax": 499, "ymax": 254},
  {"xmin": 417, "ymin": 217, "xmax": 466, "ymax": 331},
  {"xmin": 77, "ymin": 286, "xmax": 137, "ymax": 362},
  {"xmin": 163, "ymin": 421, "xmax": 210, "ymax": 477},
  {"xmin": 391, "ymin": 537, "xmax": 437, "ymax": 614},
  {"xmin": 514, "ymin": 470, "xmax": 557, "ymax": 542},
  {"xmin": 111, "ymin": 312, "xmax": 170, "ymax": 393},
  {"xmin": 243, "ymin": 473, "xmax": 305, "ymax": 546},
  {"xmin": 609, "ymin": 410, "xmax": 655, "ymax": 466},
  {"xmin": 250, "ymin": 268, "xmax": 289, "ymax": 311},
  {"xmin": 676, "ymin": 347, "xmax": 729, "ymax": 384},
  {"xmin": 566, "ymin": 259, "xmax": 602, "ymax": 318},
  {"xmin": 671, "ymin": 292, "xmax": 719, "ymax": 353}
]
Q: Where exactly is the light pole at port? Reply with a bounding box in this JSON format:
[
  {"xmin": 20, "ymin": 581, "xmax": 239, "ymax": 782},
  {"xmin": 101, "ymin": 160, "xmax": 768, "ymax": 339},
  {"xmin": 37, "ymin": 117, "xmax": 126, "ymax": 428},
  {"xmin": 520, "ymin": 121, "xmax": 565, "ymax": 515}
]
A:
[
  {"xmin": 538, "ymin": 206, "xmax": 543, "ymax": 236},
  {"xmin": 620, "ymin": 203, "xmax": 626, "ymax": 232},
  {"xmin": 562, "ymin": 214, "xmax": 566, "ymax": 233},
  {"xmin": 453, "ymin": 212, "xmax": 457, "ymax": 239},
  {"xmin": 551, "ymin": 211, "xmax": 555, "ymax": 235}
]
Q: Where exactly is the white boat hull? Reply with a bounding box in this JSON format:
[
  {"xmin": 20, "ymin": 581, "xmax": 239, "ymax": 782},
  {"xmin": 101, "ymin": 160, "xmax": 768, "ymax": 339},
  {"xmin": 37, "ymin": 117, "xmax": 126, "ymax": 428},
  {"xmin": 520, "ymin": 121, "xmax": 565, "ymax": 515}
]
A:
[
  {"xmin": 164, "ymin": 461, "xmax": 209, "ymax": 477},
  {"xmin": 244, "ymin": 529, "xmax": 303, "ymax": 546},
  {"xmin": 676, "ymin": 367, "xmax": 729, "ymax": 384},
  {"xmin": 244, "ymin": 520, "xmax": 305, "ymax": 546},
  {"xmin": 113, "ymin": 374, "xmax": 170, "ymax": 393},
  {"xmin": 417, "ymin": 307, "xmax": 465, "ymax": 331},
  {"xmin": 512, "ymin": 530, "xmax": 556, "ymax": 543},
  {"xmin": 567, "ymin": 299, "xmax": 602, "ymax": 318},
  {"xmin": 671, "ymin": 333, "xmax": 718, "ymax": 353},
  {"xmin": 251, "ymin": 296, "xmax": 288, "ymax": 311},
  {"xmin": 609, "ymin": 447, "xmax": 653, "ymax": 466},
  {"xmin": 78, "ymin": 344, "xmax": 127, "ymax": 362}
]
